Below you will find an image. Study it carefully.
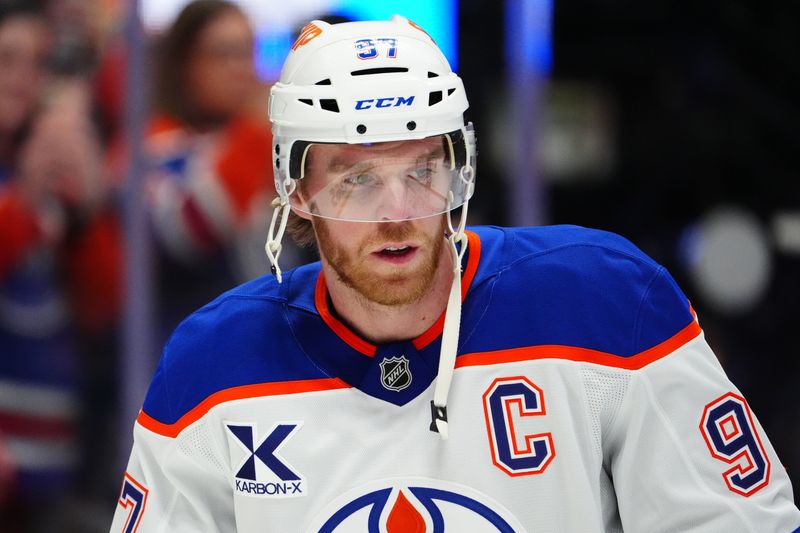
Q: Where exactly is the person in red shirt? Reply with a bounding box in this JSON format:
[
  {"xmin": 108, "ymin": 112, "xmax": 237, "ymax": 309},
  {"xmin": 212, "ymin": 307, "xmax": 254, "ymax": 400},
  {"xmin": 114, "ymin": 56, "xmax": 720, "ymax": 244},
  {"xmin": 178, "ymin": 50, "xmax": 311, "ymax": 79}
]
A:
[
  {"xmin": 143, "ymin": 0, "xmax": 303, "ymax": 339},
  {"xmin": 0, "ymin": 3, "xmax": 122, "ymax": 530}
]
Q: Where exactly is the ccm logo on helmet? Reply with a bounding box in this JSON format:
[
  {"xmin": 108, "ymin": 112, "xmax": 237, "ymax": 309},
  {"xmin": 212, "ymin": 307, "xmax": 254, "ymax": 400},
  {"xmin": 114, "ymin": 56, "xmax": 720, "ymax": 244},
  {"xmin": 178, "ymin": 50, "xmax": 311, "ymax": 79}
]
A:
[{"xmin": 355, "ymin": 96, "xmax": 415, "ymax": 110}]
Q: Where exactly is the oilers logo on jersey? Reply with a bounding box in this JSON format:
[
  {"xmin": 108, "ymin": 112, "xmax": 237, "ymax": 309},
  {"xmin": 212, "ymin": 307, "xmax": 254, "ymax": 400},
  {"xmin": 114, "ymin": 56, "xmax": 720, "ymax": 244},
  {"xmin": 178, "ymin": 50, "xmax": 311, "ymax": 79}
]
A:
[
  {"xmin": 225, "ymin": 421, "xmax": 306, "ymax": 498},
  {"xmin": 307, "ymin": 478, "xmax": 526, "ymax": 532}
]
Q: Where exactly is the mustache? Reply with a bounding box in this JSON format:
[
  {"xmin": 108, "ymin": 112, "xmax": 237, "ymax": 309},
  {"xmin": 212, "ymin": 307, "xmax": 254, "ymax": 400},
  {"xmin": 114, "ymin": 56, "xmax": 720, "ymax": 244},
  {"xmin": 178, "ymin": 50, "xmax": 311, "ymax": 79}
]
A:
[
  {"xmin": 373, "ymin": 221, "xmax": 416, "ymax": 241},
  {"xmin": 358, "ymin": 222, "xmax": 417, "ymax": 253}
]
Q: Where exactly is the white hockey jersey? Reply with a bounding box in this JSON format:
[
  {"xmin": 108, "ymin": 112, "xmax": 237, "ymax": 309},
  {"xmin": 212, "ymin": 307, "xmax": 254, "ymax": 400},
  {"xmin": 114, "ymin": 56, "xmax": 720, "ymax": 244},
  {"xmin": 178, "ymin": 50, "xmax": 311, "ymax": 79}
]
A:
[{"xmin": 112, "ymin": 225, "xmax": 800, "ymax": 532}]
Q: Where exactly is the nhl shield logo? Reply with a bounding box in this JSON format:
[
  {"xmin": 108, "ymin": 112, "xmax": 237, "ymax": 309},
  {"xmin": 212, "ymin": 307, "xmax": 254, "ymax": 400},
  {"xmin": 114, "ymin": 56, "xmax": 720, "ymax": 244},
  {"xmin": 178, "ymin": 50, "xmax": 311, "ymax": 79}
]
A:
[{"xmin": 380, "ymin": 356, "xmax": 412, "ymax": 392}]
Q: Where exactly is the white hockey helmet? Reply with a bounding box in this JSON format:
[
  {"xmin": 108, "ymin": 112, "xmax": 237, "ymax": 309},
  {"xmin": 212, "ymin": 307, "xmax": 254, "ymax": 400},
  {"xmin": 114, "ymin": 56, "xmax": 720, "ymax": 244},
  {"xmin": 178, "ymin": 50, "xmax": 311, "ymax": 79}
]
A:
[{"xmin": 269, "ymin": 15, "xmax": 476, "ymax": 223}]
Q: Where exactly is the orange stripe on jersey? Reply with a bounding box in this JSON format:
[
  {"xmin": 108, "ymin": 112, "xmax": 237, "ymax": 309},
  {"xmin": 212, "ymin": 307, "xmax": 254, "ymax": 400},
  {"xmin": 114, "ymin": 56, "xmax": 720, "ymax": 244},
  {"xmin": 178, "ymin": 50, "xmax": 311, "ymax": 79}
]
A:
[
  {"xmin": 456, "ymin": 318, "xmax": 702, "ymax": 371},
  {"xmin": 137, "ymin": 377, "xmax": 350, "ymax": 438}
]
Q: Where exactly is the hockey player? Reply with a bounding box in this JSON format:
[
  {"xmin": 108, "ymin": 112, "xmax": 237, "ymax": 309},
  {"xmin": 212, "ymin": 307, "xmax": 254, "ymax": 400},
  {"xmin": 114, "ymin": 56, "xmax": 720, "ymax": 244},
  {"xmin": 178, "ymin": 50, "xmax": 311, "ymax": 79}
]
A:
[{"xmin": 112, "ymin": 16, "xmax": 800, "ymax": 532}]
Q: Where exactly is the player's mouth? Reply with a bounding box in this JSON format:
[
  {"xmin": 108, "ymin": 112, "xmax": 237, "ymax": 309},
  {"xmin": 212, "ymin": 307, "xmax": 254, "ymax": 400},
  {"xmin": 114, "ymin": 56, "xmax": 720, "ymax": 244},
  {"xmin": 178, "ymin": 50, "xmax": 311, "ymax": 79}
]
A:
[{"xmin": 372, "ymin": 244, "xmax": 419, "ymax": 264}]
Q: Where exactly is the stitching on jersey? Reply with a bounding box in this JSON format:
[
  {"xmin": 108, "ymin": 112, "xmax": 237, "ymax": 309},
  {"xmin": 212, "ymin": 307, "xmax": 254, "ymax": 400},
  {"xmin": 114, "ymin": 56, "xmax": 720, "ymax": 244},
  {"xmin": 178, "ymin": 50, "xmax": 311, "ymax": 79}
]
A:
[
  {"xmin": 631, "ymin": 266, "xmax": 666, "ymax": 356},
  {"xmin": 577, "ymin": 364, "xmax": 604, "ymax": 468},
  {"xmin": 458, "ymin": 275, "xmax": 499, "ymax": 350},
  {"xmin": 199, "ymin": 293, "xmax": 288, "ymax": 309},
  {"xmin": 601, "ymin": 371, "xmax": 629, "ymax": 443},
  {"xmin": 602, "ymin": 366, "xmax": 635, "ymax": 464},
  {"xmin": 579, "ymin": 362, "xmax": 632, "ymax": 524},
  {"xmin": 503, "ymin": 224, "xmax": 518, "ymax": 269},
  {"xmin": 185, "ymin": 275, "xmax": 293, "ymax": 315},
  {"xmin": 161, "ymin": 337, "xmax": 177, "ymax": 424},
  {"xmin": 281, "ymin": 300, "xmax": 338, "ymax": 380},
  {"xmin": 284, "ymin": 266, "xmax": 322, "ymax": 315},
  {"xmin": 500, "ymin": 241, "xmax": 659, "ymax": 277}
]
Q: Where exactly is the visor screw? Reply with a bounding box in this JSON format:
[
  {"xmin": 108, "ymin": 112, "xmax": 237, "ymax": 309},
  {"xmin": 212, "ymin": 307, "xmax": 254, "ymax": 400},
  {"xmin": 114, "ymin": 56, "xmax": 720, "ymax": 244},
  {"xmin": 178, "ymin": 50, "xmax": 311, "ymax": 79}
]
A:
[
  {"xmin": 407, "ymin": 121, "xmax": 417, "ymax": 131},
  {"xmin": 356, "ymin": 124, "xmax": 367, "ymax": 134},
  {"xmin": 275, "ymin": 144, "xmax": 280, "ymax": 154}
]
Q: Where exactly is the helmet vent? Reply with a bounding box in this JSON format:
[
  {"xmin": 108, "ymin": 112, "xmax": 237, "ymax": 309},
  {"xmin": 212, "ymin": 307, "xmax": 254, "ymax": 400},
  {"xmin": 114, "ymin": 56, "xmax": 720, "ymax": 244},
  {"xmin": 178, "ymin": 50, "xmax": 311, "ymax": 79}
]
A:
[
  {"xmin": 429, "ymin": 91, "xmax": 443, "ymax": 106},
  {"xmin": 351, "ymin": 67, "xmax": 408, "ymax": 76},
  {"xmin": 447, "ymin": 88, "xmax": 456, "ymax": 95},
  {"xmin": 427, "ymin": 72, "xmax": 439, "ymax": 78},
  {"xmin": 299, "ymin": 98, "xmax": 313, "ymax": 106},
  {"xmin": 320, "ymin": 99, "xmax": 339, "ymax": 113},
  {"xmin": 315, "ymin": 79, "xmax": 332, "ymax": 85}
]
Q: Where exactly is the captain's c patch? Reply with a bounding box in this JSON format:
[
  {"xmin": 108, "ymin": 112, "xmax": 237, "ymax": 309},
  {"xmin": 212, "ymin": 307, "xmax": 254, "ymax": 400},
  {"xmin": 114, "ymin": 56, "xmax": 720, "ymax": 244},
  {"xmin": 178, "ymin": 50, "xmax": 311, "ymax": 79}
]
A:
[{"xmin": 483, "ymin": 377, "xmax": 556, "ymax": 476}]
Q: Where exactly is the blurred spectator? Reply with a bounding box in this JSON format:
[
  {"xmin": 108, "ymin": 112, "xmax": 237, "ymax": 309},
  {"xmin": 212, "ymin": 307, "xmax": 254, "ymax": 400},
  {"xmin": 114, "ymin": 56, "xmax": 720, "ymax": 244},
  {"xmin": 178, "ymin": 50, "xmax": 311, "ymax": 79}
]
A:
[
  {"xmin": 0, "ymin": 2, "xmax": 48, "ymax": 177},
  {"xmin": 144, "ymin": 0, "xmax": 299, "ymax": 341},
  {"xmin": 0, "ymin": 3, "xmax": 61, "ymax": 525},
  {"xmin": 0, "ymin": 2, "xmax": 122, "ymax": 530}
]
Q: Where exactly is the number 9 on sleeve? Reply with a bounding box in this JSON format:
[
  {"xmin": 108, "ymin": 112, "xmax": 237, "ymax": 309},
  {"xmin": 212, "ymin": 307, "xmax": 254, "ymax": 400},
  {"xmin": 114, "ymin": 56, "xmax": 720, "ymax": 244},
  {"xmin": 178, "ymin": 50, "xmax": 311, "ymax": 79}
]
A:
[{"xmin": 699, "ymin": 392, "xmax": 771, "ymax": 496}]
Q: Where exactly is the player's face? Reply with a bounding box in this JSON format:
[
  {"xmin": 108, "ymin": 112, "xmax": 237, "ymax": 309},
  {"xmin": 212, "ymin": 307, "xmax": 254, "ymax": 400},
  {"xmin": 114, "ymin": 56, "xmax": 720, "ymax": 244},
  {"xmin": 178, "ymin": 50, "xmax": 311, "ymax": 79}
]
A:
[{"xmin": 304, "ymin": 141, "xmax": 449, "ymax": 306}]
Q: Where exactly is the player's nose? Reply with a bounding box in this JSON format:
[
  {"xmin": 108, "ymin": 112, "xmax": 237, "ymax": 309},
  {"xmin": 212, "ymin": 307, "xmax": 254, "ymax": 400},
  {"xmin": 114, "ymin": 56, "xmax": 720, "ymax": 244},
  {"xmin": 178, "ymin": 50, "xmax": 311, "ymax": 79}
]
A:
[{"xmin": 376, "ymin": 176, "xmax": 413, "ymax": 221}]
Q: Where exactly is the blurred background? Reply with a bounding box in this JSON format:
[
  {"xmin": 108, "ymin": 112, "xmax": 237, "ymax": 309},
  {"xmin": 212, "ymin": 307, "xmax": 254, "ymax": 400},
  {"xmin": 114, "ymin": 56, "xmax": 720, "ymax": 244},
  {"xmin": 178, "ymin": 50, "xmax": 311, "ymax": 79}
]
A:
[{"xmin": 0, "ymin": 0, "xmax": 796, "ymax": 530}]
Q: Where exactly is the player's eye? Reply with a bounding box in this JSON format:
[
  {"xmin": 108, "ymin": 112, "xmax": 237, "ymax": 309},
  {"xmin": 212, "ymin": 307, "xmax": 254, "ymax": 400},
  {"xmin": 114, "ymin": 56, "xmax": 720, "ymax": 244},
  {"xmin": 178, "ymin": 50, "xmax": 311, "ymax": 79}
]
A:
[
  {"xmin": 409, "ymin": 161, "xmax": 436, "ymax": 185},
  {"xmin": 329, "ymin": 171, "xmax": 379, "ymax": 203},
  {"xmin": 343, "ymin": 172, "xmax": 377, "ymax": 187}
]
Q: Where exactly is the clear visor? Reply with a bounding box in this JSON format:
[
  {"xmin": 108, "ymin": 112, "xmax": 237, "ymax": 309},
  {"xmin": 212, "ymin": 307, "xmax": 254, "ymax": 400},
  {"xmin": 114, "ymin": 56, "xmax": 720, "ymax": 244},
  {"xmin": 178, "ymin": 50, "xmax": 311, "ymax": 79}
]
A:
[{"xmin": 287, "ymin": 131, "xmax": 474, "ymax": 222}]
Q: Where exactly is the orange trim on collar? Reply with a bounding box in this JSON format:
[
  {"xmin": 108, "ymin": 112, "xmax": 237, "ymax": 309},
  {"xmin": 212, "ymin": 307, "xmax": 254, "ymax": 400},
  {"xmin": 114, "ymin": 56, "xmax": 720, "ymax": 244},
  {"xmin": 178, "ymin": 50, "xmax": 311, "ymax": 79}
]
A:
[
  {"xmin": 315, "ymin": 274, "xmax": 377, "ymax": 357},
  {"xmin": 455, "ymin": 318, "xmax": 703, "ymax": 371},
  {"xmin": 315, "ymin": 230, "xmax": 483, "ymax": 357},
  {"xmin": 137, "ymin": 377, "xmax": 350, "ymax": 438}
]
